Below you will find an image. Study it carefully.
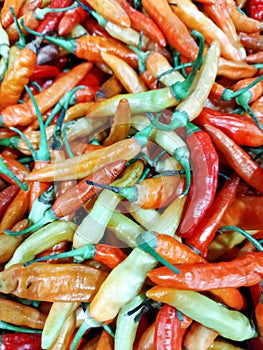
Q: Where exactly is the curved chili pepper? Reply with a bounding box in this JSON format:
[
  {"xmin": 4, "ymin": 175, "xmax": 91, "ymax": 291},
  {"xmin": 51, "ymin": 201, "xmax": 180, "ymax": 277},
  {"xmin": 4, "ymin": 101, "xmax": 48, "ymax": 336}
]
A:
[
  {"xmin": 0, "ymin": 262, "xmax": 108, "ymax": 302},
  {"xmin": 195, "ymin": 107, "xmax": 263, "ymax": 147},
  {"xmin": 204, "ymin": 124, "xmax": 263, "ymax": 194},
  {"xmin": 185, "ymin": 174, "xmax": 240, "ymax": 257},
  {"xmin": 146, "ymin": 287, "xmax": 256, "ymax": 341},
  {"xmin": 154, "ymin": 304, "xmax": 182, "ymax": 350},
  {"xmin": 0, "ymin": 333, "xmax": 42, "ymax": 350},
  {"xmin": 0, "ymin": 62, "xmax": 91, "ymax": 127},
  {"xmin": 35, "ymin": 0, "xmax": 71, "ymax": 34}
]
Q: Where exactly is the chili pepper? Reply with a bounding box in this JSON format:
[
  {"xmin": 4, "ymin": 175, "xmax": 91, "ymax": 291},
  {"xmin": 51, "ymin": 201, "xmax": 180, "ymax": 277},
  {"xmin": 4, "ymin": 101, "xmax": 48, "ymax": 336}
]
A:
[
  {"xmin": 5, "ymin": 220, "xmax": 76, "ymax": 268},
  {"xmin": 153, "ymin": 304, "xmax": 182, "ymax": 350},
  {"xmin": 146, "ymin": 287, "xmax": 256, "ymax": 341},
  {"xmin": 0, "ymin": 262, "xmax": 108, "ymax": 302},
  {"xmin": 25, "ymin": 243, "xmax": 127, "ymax": 269},
  {"xmin": 30, "ymin": 64, "xmax": 60, "ymax": 80},
  {"xmin": 114, "ymin": 293, "xmax": 146, "ymax": 350},
  {"xmin": 195, "ymin": 107, "xmax": 263, "ymax": 147},
  {"xmin": 220, "ymin": 196, "xmax": 263, "ymax": 230},
  {"xmin": 0, "ymin": 297, "xmax": 46, "ymax": 329},
  {"xmin": 19, "ymin": 0, "xmax": 44, "ymax": 15},
  {"xmin": 135, "ymin": 322, "xmax": 155, "ymax": 350},
  {"xmin": 86, "ymin": 173, "xmax": 183, "ymax": 210},
  {"xmin": 95, "ymin": 329, "xmax": 114, "ymax": 350},
  {"xmin": 36, "ymin": 240, "xmax": 69, "ymax": 264},
  {"xmin": 0, "ymin": 185, "xmax": 31, "ymax": 231},
  {"xmin": 226, "ymin": 0, "xmax": 263, "ymax": 33},
  {"xmin": 249, "ymin": 0, "xmax": 263, "ymax": 20},
  {"xmin": 169, "ymin": 0, "xmax": 243, "ymax": 62},
  {"xmin": 0, "ymin": 155, "xmax": 28, "ymax": 190},
  {"xmin": 183, "ymin": 322, "xmax": 218, "ymax": 350},
  {"xmin": 103, "ymin": 98, "xmax": 130, "ymax": 146},
  {"xmin": 147, "ymin": 251, "xmax": 263, "ymax": 290},
  {"xmin": 0, "ymin": 62, "xmax": 91, "ymax": 127},
  {"xmin": 5, "ymin": 160, "xmax": 126, "ymax": 236},
  {"xmin": 239, "ymin": 32, "xmax": 263, "ymax": 51},
  {"xmin": 73, "ymin": 160, "xmax": 144, "ymax": 247},
  {"xmin": 246, "ymin": 51, "xmax": 263, "ymax": 64},
  {"xmin": 101, "ymin": 52, "xmax": 147, "ymax": 93},
  {"xmin": 142, "ymin": 0, "xmax": 198, "ymax": 61},
  {"xmin": 204, "ymin": 124, "xmax": 263, "ymax": 194},
  {"xmin": 58, "ymin": 1, "xmax": 89, "ymax": 36},
  {"xmin": 1, "ymin": 0, "xmax": 26, "ymax": 28},
  {"xmin": 83, "ymin": 16, "xmax": 111, "ymax": 38},
  {"xmin": 0, "ymin": 333, "xmax": 42, "ymax": 350},
  {"xmin": 41, "ymin": 301, "xmax": 79, "ymax": 349},
  {"xmin": 0, "ymin": 23, "xmax": 10, "ymax": 81},
  {"xmin": 35, "ymin": 0, "xmax": 71, "ymax": 34},
  {"xmin": 218, "ymin": 56, "xmax": 258, "ymax": 80},
  {"xmin": 185, "ymin": 174, "xmax": 240, "ymax": 257},
  {"xmin": 0, "ymin": 218, "xmax": 28, "ymax": 264},
  {"xmin": 0, "ymin": 184, "xmax": 19, "ymax": 219}
]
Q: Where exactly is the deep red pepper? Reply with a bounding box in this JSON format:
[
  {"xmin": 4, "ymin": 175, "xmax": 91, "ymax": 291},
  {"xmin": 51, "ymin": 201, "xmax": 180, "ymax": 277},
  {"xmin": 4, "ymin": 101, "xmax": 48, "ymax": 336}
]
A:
[
  {"xmin": 185, "ymin": 174, "xmax": 240, "ymax": 257},
  {"xmin": 154, "ymin": 304, "xmax": 182, "ymax": 350},
  {"xmin": 30, "ymin": 65, "xmax": 60, "ymax": 80},
  {"xmin": 58, "ymin": 1, "xmax": 89, "ymax": 35},
  {"xmin": 0, "ymin": 184, "xmax": 19, "ymax": 219},
  {"xmin": 249, "ymin": 0, "xmax": 263, "ymax": 21},
  {"xmin": 36, "ymin": 0, "xmax": 71, "ymax": 34},
  {"xmin": 195, "ymin": 107, "xmax": 263, "ymax": 147},
  {"xmin": 177, "ymin": 123, "xmax": 219, "ymax": 239},
  {"xmin": 0, "ymin": 333, "xmax": 42, "ymax": 350}
]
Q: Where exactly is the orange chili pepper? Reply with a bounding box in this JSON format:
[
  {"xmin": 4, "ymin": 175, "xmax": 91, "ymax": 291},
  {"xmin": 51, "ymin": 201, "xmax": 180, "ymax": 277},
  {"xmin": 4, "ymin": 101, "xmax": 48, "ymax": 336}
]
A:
[
  {"xmin": 183, "ymin": 322, "xmax": 218, "ymax": 350},
  {"xmin": 1, "ymin": 0, "xmax": 26, "ymax": 28},
  {"xmin": 58, "ymin": 1, "xmax": 89, "ymax": 36},
  {"xmin": 95, "ymin": 75, "xmax": 123, "ymax": 101}
]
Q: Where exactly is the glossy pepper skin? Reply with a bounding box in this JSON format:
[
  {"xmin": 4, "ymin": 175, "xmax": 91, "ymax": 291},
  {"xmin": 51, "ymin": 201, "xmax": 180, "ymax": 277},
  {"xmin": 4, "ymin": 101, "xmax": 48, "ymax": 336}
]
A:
[
  {"xmin": 249, "ymin": 0, "xmax": 263, "ymax": 21},
  {"xmin": 0, "ymin": 333, "xmax": 42, "ymax": 350}
]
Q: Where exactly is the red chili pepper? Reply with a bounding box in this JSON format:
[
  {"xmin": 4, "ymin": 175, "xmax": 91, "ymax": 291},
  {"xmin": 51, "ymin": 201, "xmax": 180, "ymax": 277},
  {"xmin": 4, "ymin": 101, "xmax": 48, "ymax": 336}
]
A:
[
  {"xmin": 58, "ymin": 1, "xmax": 89, "ymax": 35},
  {"xmin": 204, "ymin": 124, "xmax": 263, "ymax": 194},
  {"xmin": 0, "ymin": 155, "xmax": 30, "ymax": 184},
  {"xmin": 0, "ymin": 184, "xmax": 19, "ymax": 219},
  {"xmin": 0, "ymin": 333, "xmax": 42, "ymax": 350},
  {"xmin": 0, "ymin": 0, "xmax": 26, "ymax": 28},
  {"xmin": 249, "ymin": 0, "xmax": 263, "ymax": 21},
  {"xmin": 177, "ymin": 123, "xmax": 219, "ymax": 238},
  {"xmin": 195, "ymin": 107, "xmax": 263, "ymax": 147},
  {"xmin": 147, "ymin": 251, "xmax": 263, "ymax": 290},
  {"xmin": 185, "ymin": 174, "xmax": 240, "ymax": 257},
  {"xmin": 83, "ymin": 16, "xmax": 112, "ymax": 38},
  {"xmin": 30, "ymin": 65, "xmax": 60, "ymax": 80},
  {"xmin": 154, "ymin": 304, "xmax": 182, "ymax": 350},
  {"xmin": 36, "ymin": 0, "xmax": 71, "ymax": 34}
]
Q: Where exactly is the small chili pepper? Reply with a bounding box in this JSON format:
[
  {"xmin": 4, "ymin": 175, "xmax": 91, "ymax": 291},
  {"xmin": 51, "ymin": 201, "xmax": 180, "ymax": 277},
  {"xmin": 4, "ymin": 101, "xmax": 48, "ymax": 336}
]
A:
[
  {"xmin": 0, "ymin": 333, "xmax": 42, "ymax": 350},
  {"xmin": 183, "ymin": 321, "xmax": 218, "ymax": 350},
  {"xmin": 147, "ymin": 251, "xmax": 263, "ymax": 291},
  {"xmin": 185, "ymin": 174, "xmax": 240, "ymax": 257},
  {"xmin": 195, "ymin": 107, "xmax": 263, "ymax": 147},
  {"xmin": 0, "ymin": 62, "xmax": 91, "ymax": 127},
  {"xmin": 1, "ymin": 0, "xmax": 26, "ymax": 28},
  {"xmin": 146, "ymin": 287, "xmax": 256, "ymax": 341},
  {"xmin": 204, "ymin": 124, "xmax": 263, "ymax": 194},
  {"xmin": 0, "ymin": 262, "xmax": 108, "ymax": 302},
  {"xmin": 249, "ymin": 0, "xmax": 263, "ymax": 21},
  {"xmin": 58, "ymin": 1, "xmax": 89, "ymax": 35},
  {"xmin": 142, "ymin": 0, "xmax": 198, "ymax": 61},
  {"xmin": 5, "ymin": 220, "xmax": 76, "ymax": 268},
  {"xmin": 153, "ymin": 304, "xmax": 182, "ymax": 350},
  {"xmin": 0, "ymin": 297, "xmax": 46, "ymax": 329}
]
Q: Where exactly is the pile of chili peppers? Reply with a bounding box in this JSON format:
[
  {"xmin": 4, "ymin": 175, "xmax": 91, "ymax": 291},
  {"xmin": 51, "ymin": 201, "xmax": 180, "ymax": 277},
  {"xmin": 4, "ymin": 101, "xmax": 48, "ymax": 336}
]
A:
[{"xmin": 0, "ymin": 0, "xmax": 263, "ymax": 349}]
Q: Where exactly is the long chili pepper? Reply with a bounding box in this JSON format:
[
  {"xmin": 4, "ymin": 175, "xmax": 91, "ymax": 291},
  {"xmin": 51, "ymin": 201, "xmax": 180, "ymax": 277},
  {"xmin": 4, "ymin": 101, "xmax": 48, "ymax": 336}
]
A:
[
  {"xmin": 0, "ymin": 262, "xmax": 108, "ymax": 302},
  {"xmin": 0, "ymin": 0, "xmax": 26, "ymax": 28},
  {"xmin": 5, "ymin": 220, "xmax": 76, "ymax": 268},
  {"xmin": 183, "ymin": 322, "xmax": 218, "ymax": 350},
  {"xmin": 25, "ymin": 124, "xmax": 152, "ymax": 182},
  {"xmin": 30, "ymin": 64, "xmax": 60, "ymax": 80},
  {"xmin": 142, "ymin": 0, "xmax": 198, "ymax": 61},
  {"xmin": 58, "ymin": 1, "xmax": 89, "ymax": 35},
  {"xmin": 220, "ymin": 196, "xmax": 263, "ymax": 230},
  {"xmin": 169, "ymin": 0, "xmax": 243, "ymax": 62},
  {"xmin": 204, "ymin": 124, "xmax": 263, "ymax": 194},
  {"xmin": 0, "ymin": 297, "xmax": 46, "ymax": 329},
  {"xmin": 22, "ymin": 21, "xmax": 138, "ymax": 69},
  {"xmin": 195, "ymin": 107, "xmax": 263, "ymax": 147},
  {"xmin": 185, "ymin": 174, "xmax": 240, "ymax": 257},
  {"xmin": 0, "ymin": 61, "xmax": 91, "ymax": 127},
  {"xmin": 153, "ymin": 304, "xmax": 182, "ymax": 350},
  {"xmin": 86, "ymin": 173, "xmax": 183, "ymax": 210},
  {"xmin": 146, "ymin": 287, "xmax": 256, "ymax": 341},
  {"xmin": 147, "ymin": 251, "xmax": 263, "ymax": 291},
  {"xmin": 4, "ymin": 160, "xmax": 125, "ymax": 236},
  {"xmin": 0, "ymin": 333, "xmax": 42, "ymax": 350},
  {"xmin": 101, "ymin": 52, "xmax": 147, "ymax": 93},
  {"xmin": 24, "ymin": 243, "xmax": 127, "ymax": 269}
]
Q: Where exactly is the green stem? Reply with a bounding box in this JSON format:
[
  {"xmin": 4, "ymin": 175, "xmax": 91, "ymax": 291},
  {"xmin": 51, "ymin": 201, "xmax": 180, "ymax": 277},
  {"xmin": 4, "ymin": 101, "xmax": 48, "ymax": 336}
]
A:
[
  {"xmin": 34, "ymin": 4, "xmax": 78, "ymax": 20},
  {"xmin": 135, "ymin": 231, "xmax": 180, "ymax": 274},
  {"xmin": 146, "ymin": 110, "xmax": 189, "ymax": 131},
  {"xmin": 62, "ymin": 121, "xmax": 75, "ymax": 158},
  {"xmin": 0, "ymin": 136, "xmax": 20, "ymax": 149},
  {"xmin": 0, "ymin": 320, "xmax": 42, "ymax": 333},
  {"xmin": 28, "ymin": 184, "xmax": 55, "ymax": 224},
  {"xmin": 4, "ymin": 208, "xmax": 57, "ymax": 236},
  {"xmin": 157, "ymin": 63, "xmax": 194, "ymax": 80},
  {"xmin": 70, "ymin": 321, "xmax": 90, "ymax": 350},
  {"xmin": 133, "ymin": 125, "xmax": 153, "ymax": 147},
  {"xmin": 0, "ymin": 158, "xmax": 28, "ymax": 191},
  {"xmin": 24, "ymin": 244, "xmax": 96, "ymax": 266},
  {"xmin": 172, "ymin": 146, "xmax": 191, "ymax": 197},
  {"xmin": 128, "ymin": 45, "xmax": 150, "ymax": 74},
  {"xmin": 9, "ymin": 7, "xmax": 26, "ymax": 49},
  {"xmin": 219, "ymin": 226, "xmax": 263, "ymax": 252}
]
